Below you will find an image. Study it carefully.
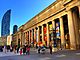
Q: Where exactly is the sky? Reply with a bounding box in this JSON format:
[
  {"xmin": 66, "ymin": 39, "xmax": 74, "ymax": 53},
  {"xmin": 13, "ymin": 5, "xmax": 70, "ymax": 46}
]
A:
[{"xmin": 0, "ymin": 0, "xmax": 56, "ymax": 37}]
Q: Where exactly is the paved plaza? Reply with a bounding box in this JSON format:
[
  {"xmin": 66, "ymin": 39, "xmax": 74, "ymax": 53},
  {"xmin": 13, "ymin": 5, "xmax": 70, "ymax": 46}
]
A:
[{"xmin": 0, "ymin": 49, "xmax": 80, "ymax": 60}]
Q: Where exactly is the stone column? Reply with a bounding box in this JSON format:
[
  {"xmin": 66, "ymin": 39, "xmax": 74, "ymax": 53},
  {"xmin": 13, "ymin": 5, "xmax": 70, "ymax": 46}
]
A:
[
  {"xmin": 16, "ymin": 33, "xmax": 18, "ymax": 46},
  {"xmin": 24, "ymin": 32, "xmax": 26, "ymax": 43},
  {"xmin": 26, "ymin": 32, "xmax": 28, "ymax": 44},
  {"xmin": 59, "ymin": 17, "xmax": 65, "ymax": 49},
  {"xmin": 32, "ymin": 29, "xmax": 34, "ymax": 47},
  {"xmin": 37, "ymin": 27, "xmax": 40, "ymax": 43},
  {"xmin": 31, "ymin": 31, "xmax": 32, "ymax": 44},
  {"xmin": 34, "ymin": 28, "xmax": 36, "ymax": 43},
  {"xmin": 78, "ymin": 6, "xmax": 80, "ymax": 18},
  {"xmin": 23, "ymin": 33, "xmax": 25, "ymax": 45},
  {"xmin": 78, "ymin": 6, "xmax": 80, "ymax": 31},
  {"xmin": 42, "ymin": 25, "xmax": 45, "ymax": 44},
  {"xmin": 29, "ymin": 30, "xmax": 30, "ymax": 45},
  {"xmin": 78, "ymin": 6, "xmax": 80, "ymax": 49},
  {"xmin": 52, "ymin": 20, "xmax": 55, "ymax": 29},
  {"xmin": 47, "ymin": 23, "xmax": 49, "ymax": 47},
  {"xmin": 72, "ymin": 8, "xmax": 80, "ymax": 49},
  {"xmin": 67, "ymin": 10, "xmax": 76, "ymax": 50},
  {"xmin": 27, "ymin": 31, "xmax": 29, "ymax": 45}
]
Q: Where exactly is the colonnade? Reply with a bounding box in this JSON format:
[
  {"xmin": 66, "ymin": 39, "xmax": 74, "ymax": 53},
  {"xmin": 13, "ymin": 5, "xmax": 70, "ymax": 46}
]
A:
[{"xmin": 19, "ymin": 6, "xmax": 80, "ymax": 50}]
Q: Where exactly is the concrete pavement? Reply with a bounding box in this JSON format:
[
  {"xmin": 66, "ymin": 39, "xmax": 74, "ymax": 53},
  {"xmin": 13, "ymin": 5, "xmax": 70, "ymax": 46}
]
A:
[
  {"xmin": 0, "ymin": 50, "xmax": 80, "ymax": 60},
  {"xmin": 0, "ymin": 51, "xmax": 19, "ymax": 57},
  {"xmin": 0, "ymin": 48, "xmax": 80, "ymax": 60}
]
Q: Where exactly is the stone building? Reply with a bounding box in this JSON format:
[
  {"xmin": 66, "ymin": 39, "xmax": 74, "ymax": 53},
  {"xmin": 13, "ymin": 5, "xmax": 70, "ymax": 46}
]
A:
[{"xmin": 15, "ymin": 0, "xmax": 80, "ymax": 50}]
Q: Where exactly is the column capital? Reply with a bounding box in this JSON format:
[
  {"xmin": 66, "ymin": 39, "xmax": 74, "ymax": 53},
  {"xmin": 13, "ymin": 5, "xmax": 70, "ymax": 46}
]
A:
[
  {"xmin": 59, "ymin": 16, "xmax": 63, "ymax": 19},
  {"xmin": 46, "ymin": 22, "xmax": 49, "ymax": 25},
  {"xmin": 40, "ymin": 24, "xmax": 44, "ymax": 26},
  {"xmin": 66, "ymin": 7, "xmax": 72, "ymax": 13}
]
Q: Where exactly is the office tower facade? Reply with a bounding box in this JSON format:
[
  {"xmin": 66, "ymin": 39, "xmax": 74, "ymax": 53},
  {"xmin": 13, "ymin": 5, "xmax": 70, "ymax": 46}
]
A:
[
  {"xmin": 1, "ymin": 10, "xmax": 11, "ymax": 37},
  {"xmin": 13, "ymin": 25, "xmax": 18, "ymax": 34}
]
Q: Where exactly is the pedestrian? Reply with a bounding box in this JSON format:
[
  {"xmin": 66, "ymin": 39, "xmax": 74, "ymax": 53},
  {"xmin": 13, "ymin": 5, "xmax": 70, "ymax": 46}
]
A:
[
  {"xmin": 17, "ymin": 47, "xmax": 19, "ymax": 53},
  {"xmin": 7, "ymin": 45, "xmax": 10, "ymax": 52},
  {"xmin": 23, "ymin": 46, "xmax": 25, "ymax": 55},
  {"xmin": 10, "ymin": 46, "xmax": 12, "ymax": 52},
  {"xmin": 49, "ymin": 41, "xmax": 52, "ymax": 55},
  {"xmin": 26, "ymin": 45, "xmax": 30, "ymax": 55},
  {"xmin": 13, "ymin": 45, "xmax": 16, "ymax": 54},
  {"xmin": 20, "ymin": 47, "xmax": 22, "ymax": 55},
  {"xmin": 23, "ymin": 45, "xmax": 26, "ymax": 55},
  {"xmin": 24, "ymin": 45, "xmax": 26, "ymax": 54},
  {"xmin": 4, "ymin": 45, "xmax": 7, "ymax": 53},
  {"xmin": 0, "ymin": 46, "xmax": 3, "ymax": 52},
  {"xmin": 38, "ymin": 46, "xmax": 41, "ymax": 54}
]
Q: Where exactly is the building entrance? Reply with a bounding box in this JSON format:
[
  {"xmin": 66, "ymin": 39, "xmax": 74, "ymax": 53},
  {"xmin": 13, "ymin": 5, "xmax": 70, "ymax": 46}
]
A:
[
  {"xmin": 55, "ymin": 19, "xmax": 61, "ymax": 49},
  {"xmin": 71, "ymin": 6, "xmax": 80, "ymax": 49},
  {"xmin": 62, "ymin": 15, "xmax": 70, "ymax": 49}
]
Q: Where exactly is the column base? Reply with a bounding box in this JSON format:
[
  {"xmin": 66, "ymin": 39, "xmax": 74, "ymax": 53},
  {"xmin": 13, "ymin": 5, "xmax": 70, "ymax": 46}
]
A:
[
  {"xmin": 76, "ymin": 44, "xmax": 80, "ymax": 49},
  {"xmin": 52, "ymin": 48, "xmax": 58, "ymax": 52},
  {"xmin": 61, "ymin": 44, "xmax": 66, "ymax": 50},
  {"xmin": 70, "ymin": 44, "xmax": 76, "ymax": 50}
]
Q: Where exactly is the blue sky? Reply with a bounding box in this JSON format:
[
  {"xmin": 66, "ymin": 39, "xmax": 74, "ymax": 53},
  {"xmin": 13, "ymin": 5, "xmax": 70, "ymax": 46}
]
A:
[{"xmin": 0, "ymin": 0, "xmax": 56, "ymax": 37}]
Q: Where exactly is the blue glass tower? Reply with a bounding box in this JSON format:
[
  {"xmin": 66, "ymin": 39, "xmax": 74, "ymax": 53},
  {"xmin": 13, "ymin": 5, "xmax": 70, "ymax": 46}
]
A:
[{"xmin": 1, "ymin": 10, "xmax": 11, "ymax": 36}]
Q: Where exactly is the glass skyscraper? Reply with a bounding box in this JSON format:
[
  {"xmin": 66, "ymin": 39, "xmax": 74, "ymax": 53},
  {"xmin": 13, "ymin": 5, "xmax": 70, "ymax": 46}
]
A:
[{"xmin": 1, "ymin": 10, "xmax": 11, "ymax": 37}]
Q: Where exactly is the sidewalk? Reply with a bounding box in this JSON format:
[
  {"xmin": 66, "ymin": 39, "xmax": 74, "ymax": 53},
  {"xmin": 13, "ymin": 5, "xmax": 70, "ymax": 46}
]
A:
[
  {"xmin": 0, "ymin": 48, "xmax": 37, "ymax": 57},
  {"xmin": 0, "ymin": 48, "xmax": 80, "ymax": 57},
  {"xmin": 0, "ymin": 52, "xmax": 19, "ymax": 57},
  {"xmin": 30, "ymin": 48, "xmax": 80, "ymax": 54}
]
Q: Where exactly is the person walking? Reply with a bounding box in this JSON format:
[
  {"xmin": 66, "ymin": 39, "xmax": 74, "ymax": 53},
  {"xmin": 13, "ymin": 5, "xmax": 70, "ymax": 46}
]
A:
[
  {"xmin": 17, "ymin": 47, "xmax": 19, "ymax": 53},
  {"xmin": 38, "ymin": 46, "xmax": 41, "ymax": 54},
  {"xmin": 26, "ymin": 45, "xmax": 28, "ymax": 55},
  {"xmin": 26, "ymin": 45, "xmax": 30, "ymax": 55},
  {"xmin": 49, "ymin": 41, "xmax": 52, "ymax": 55},
  {"xmin": 13, "ymin": 45, "xmax": 16, "ymax": 54},
  {"xmin": 4, "ymin": 45, "xmax": 7, "ymax": 53},
  {"xmin": 10, "ymin": 46, "xmax": 12, "ymax": 52},
  {"xmin": 23, "ymin": 45, "xmax": 26, "ymax": 55},
  {"xmin": 20, "ymin": 47, "xmax": 22, "ymax": 55}
]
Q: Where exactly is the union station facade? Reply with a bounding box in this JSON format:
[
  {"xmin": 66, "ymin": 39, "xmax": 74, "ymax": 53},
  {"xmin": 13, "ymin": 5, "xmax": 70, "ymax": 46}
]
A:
[{"xmin": 14, "ymin": 0, "xmax": 80, "ymax": 50}]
